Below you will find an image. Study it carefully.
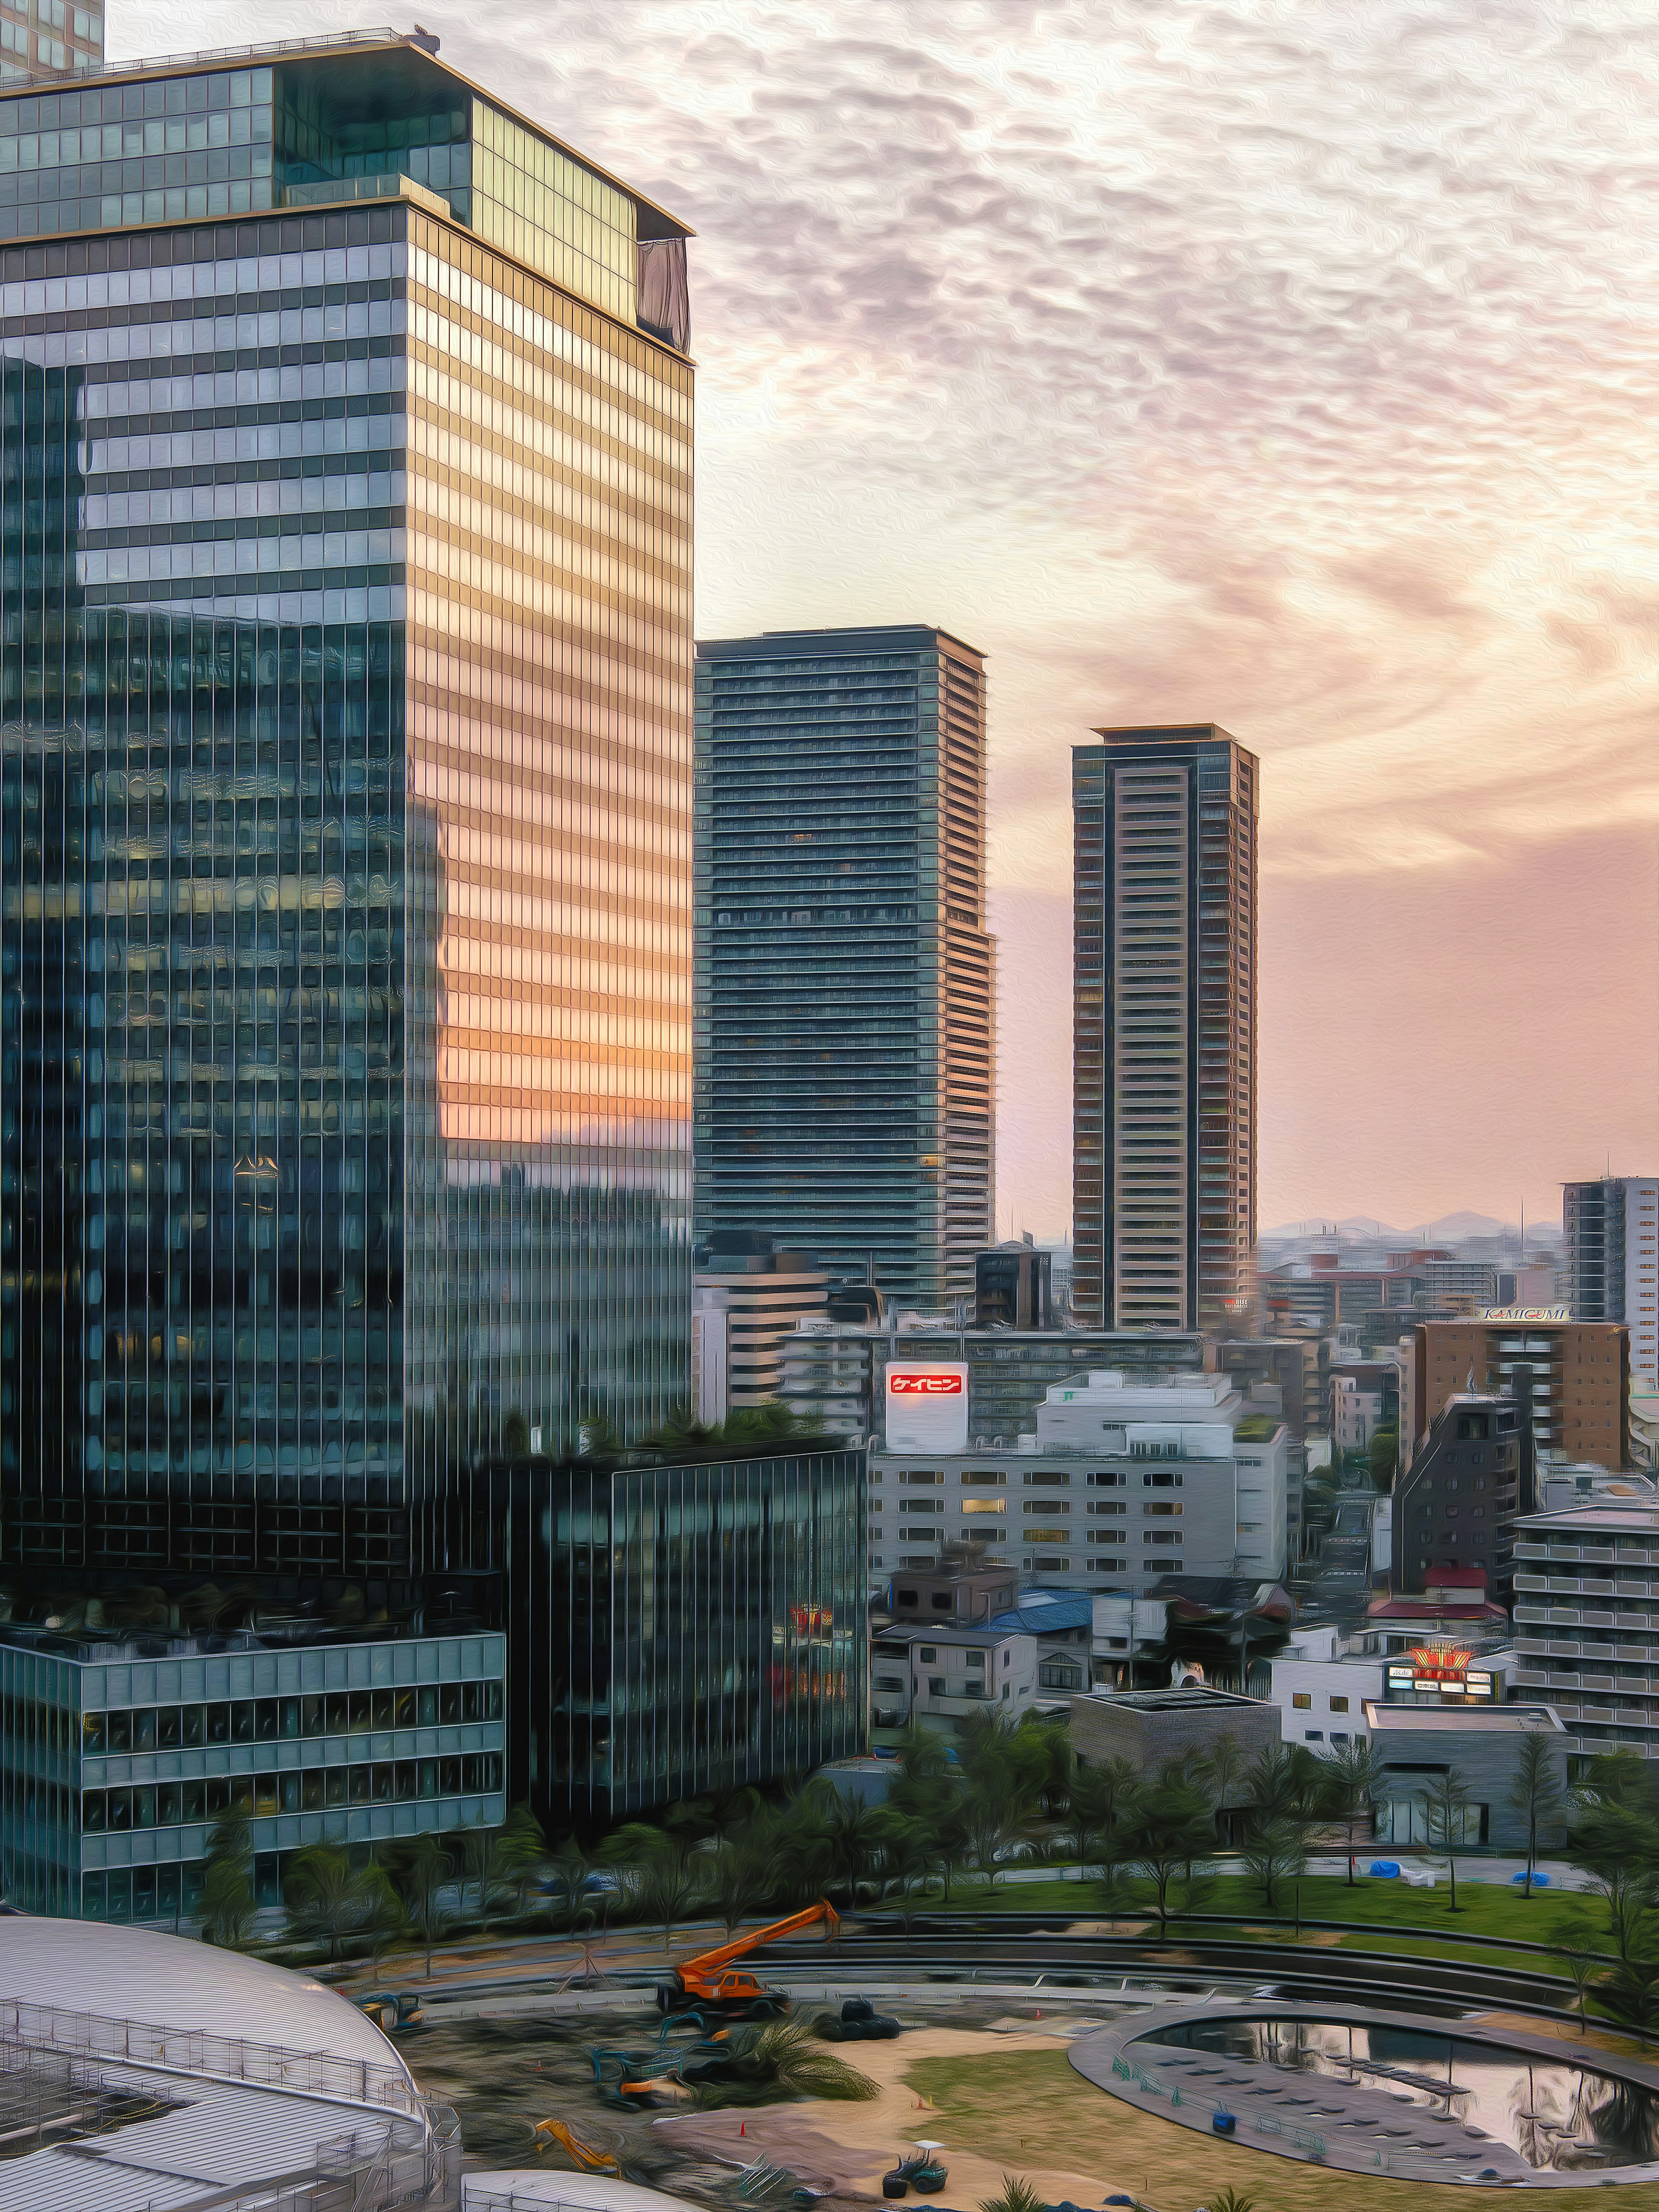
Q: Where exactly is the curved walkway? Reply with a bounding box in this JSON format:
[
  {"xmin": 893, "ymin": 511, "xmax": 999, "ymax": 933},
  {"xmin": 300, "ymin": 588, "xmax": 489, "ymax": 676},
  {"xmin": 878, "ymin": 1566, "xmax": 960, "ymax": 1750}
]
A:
[{"xmin": 1068, "ymin": 2001, "xmax": 1659, "ymax": 2189}]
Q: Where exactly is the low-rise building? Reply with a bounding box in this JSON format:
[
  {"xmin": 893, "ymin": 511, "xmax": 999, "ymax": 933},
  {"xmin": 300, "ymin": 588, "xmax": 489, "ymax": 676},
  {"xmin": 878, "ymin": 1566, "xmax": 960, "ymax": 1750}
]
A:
[
  {"xmin": 1361, "ymin": 1703, "xmax": 1570, "ymax": 1850},
  {"xmin": 0, "ymin": 1615, "xmax": 507, "ymax": 1924},
  {"xmin": 1509, "ymin": 1496, "xmax": 1659, "ymax": 1773},
  {"xmin": 871, "ymin": 1624, "xmax": 1039, "ymax": 1735},
  {"xmin": 1069, "ymin": 1684, "xmax": 1278, "ymax": 1812}
]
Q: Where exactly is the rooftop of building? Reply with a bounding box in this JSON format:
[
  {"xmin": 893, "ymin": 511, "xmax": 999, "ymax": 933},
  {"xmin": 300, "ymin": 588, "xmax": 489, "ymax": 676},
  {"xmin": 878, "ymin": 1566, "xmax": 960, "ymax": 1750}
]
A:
[
  {"xmin": 987, "ymin": 1593, "xmax": 1095, "ymax": 1635},
  {"xmin": 1074, "ymin": 1684, "xmax": 1267, "ymax": 1711},
  {"xmin": 1366, "ymin": 1595, "xmax": 1512, "ymax": 1622},
  {"xmin": 0, "ymin": 1581, "xmax": 493, "ymax": 1662},
  {"xmin": 873, "ymin": 1624, "xmax": 1031, "ymax": 1649},
  {"xmin": 1513, "ymin": 1501, "xmax": 1659, "ymax": 1532},
  {"xmin": 0, "ymin": 1920, "xmax": 436, "ymax": 2212},
  {"xmin": 697, "ymin": 623, "xmax": 985, "ymax": 663},
  {"xmin": 0, "ymin": 25, "xmax": 694, "ymax": 238},
  {"xmin": 1361, "ymin": 1702, "xmax": 1567, "ymax": 1735}
]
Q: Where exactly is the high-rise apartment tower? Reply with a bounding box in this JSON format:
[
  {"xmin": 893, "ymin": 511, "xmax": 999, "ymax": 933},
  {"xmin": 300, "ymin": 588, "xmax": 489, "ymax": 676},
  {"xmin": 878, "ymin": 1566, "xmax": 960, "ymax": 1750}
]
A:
[
  {"xmin": 0, "ymin": 28, "xmax": 695, "ymax": 1583},
  {"xmin": 1072, "ymin": 725, "xmax": 1257, "ymax": 1330},
  {"xmin": 695, "ymin": 625, "xmax": 993, "ymax": 1308},
  {"xmin": 1566, "ymin": 1178, "xmax": 1659, "ymax": 1385}
]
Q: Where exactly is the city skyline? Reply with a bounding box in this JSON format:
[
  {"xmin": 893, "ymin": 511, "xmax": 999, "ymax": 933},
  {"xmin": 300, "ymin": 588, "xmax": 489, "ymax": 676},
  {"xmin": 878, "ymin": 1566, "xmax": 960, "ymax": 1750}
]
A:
[{"xmin": 106, "ymin": 0, "xmax": 1659, "ymax": 1246}]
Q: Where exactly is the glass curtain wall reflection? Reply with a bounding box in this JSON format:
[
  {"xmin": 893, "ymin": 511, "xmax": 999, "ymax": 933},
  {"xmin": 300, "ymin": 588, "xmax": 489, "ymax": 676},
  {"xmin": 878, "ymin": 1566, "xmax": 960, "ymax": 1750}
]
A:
[{"xmin": 0, "ymin": 52, "xmax": 693, "ymax": 1593}]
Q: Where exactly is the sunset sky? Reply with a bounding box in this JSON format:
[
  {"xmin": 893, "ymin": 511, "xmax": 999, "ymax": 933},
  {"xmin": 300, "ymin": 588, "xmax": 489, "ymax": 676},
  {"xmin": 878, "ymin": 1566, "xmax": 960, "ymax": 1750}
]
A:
[{"xmin": 127, "ymin": 0, "xmax": 1659, "ymax": 1238}]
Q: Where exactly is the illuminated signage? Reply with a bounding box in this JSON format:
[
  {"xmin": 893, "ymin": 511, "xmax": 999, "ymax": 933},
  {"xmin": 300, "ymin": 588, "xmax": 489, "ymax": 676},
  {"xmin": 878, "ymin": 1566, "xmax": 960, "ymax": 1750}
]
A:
[
  {"xmin": 1479, "ymin": 1306, "xmax": 1570, "ymax": 1323},
  {"xmin": 885, "ymin": 1362, "xmax": 970, "ymax": 1452},
  {"xmin": 1386, "ymin": 1643, "xmax": 1497, "ymax": 1699}
]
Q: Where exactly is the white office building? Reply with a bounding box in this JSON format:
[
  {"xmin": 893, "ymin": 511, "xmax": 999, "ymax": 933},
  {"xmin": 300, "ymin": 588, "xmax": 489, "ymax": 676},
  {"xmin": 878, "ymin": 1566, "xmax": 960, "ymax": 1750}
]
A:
[{"xmin": 868, "ymin": 1370, "xmax": 1287, "ymax": 1590}]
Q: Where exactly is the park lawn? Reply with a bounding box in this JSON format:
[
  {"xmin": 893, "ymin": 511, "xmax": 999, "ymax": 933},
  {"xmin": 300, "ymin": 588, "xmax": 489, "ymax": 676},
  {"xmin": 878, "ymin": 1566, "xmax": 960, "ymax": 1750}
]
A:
[
  {"xmin": 937, "ymin": 1871, "xmax": 1603, "ymax": 1951},
  {"xmin": 903, "ymin": 2046, "xmax": 1659, "ymax": 2212}
]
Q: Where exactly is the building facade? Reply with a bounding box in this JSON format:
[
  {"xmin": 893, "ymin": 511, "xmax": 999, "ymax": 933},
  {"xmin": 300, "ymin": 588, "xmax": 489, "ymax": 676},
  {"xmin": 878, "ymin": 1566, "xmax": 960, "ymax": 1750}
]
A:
[
  {"xmin": 1411, "ymin": 1319, "xmax": 1630, "ymax": 1469},
  {"xmin": 869, "ymin": 1372, "xmax": 1288, "ymax": 1591},
  {"xmin": 1072, "ymin": 725, "xmax": 1256, "ymax": 1331},
  {"xmin": 449, "ymin": 1447, "xmax": 867, "ymax": 1822},
  {"xmin": 975, "ymin": 1240, "xmax": 1053, "ymax": 1329},
  {"xmin": 1362, "ymin": 1703, "xmax": 1569, "ymax": 1849},
  {"xmin": 1510, "ymin": 1496, "xmax": 1659, "ymax": 1770},
  {"xmin": 0, "ymin": 1618, "xmax": 505, "ymax": 1920},
  {"xmin": 691, "ymin": 1234, "xmax": 828, "ymax": 1422},
  {"xmin": 693, "ymin": 624, "xmax": 993, "ymax": 1307},
  {"xmin": 1566, "ymin": 1176, "xmax": 1659, "ymax": 1390},
  {"xmin": 0, "ymin": 0, "xmax": 101, "ymax": 84},
  {"xmin": 0, "ymin": 33, "xmax": 695, "ymax": 1602},
  {"xmin": 1391, "ymin": 1384, "xmax": 1529, "ymax": 1603}
]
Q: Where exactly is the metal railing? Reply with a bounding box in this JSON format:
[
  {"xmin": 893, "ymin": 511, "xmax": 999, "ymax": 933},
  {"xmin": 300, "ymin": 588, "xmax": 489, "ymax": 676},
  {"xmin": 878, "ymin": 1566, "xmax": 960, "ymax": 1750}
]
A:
[
  {"xmin": 3, "ymin": 27, "xmax": 420, "ymax": 92},
  {"xmin": 0, "ymin": 1997, "xmax": 424, "ymax": 2114}
]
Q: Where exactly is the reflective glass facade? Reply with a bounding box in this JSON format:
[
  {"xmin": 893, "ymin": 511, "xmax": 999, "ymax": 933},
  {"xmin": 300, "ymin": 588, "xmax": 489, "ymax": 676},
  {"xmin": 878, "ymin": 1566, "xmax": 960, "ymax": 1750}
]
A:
[
  {"xmin": 0, "ymin": 0, "xmax": 102, "ymax": 86},
  {"xmin": 695, "ymin": 626, "xmax": 993, "ymax": 1309},
  {"xmin": 0, "ymin": 46, "xmax": 694, "ymax": 1592},
  {"xmin": 459, "ymin": 1450, "xmax": 867, "ymax": 1820}
]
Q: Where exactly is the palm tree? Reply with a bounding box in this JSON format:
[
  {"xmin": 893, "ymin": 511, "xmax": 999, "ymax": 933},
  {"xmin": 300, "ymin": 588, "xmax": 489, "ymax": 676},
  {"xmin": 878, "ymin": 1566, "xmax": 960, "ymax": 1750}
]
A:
[
  {"xmin": 706, "ymin": 1835, "xmax": 775, "ymax": 1939},
  {"xmin": 1556, "ymin": 1948, "xmax": 1601, "ymax": 2035},
  {"xmin": 388, "ymin": 1832, "xmax": 454, "ymax": 1976},
  {"xmin": 284, "ymin": 1844, "xmax": 383, "ymax": 1964},
  {"xmin": 635, "ymin": 1850, "xmax": 700, "ymax": 1952},
  {"xmin": 490, "ymin": 1801, "xmax": 550, "ymax": 1919},
  {"xmin": 820, "ymin": 1790, "xmax": 884, "ymax": 1904}
]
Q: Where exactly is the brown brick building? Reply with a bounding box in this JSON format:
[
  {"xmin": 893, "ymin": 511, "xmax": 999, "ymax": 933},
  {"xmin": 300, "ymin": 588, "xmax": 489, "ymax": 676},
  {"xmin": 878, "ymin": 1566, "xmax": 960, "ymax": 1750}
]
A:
[{"xmin": 1412, "ymin": 1319, "xmax": 1630, "ymax": 1469}]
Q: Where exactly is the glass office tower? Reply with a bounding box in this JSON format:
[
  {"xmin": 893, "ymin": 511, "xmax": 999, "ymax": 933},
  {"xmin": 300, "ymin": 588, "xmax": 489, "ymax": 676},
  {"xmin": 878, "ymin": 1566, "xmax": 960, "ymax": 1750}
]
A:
[
  {"xmin": 0, "ymin": 32, "xmax": 694, "ymax": 1589},
  {"xmin": 0, "ymin": 0, "xmax": 101, "ymax": 84},
  {"xmin": 694, "ymin": 625, "xmax": 993, "ymax": 1310}
]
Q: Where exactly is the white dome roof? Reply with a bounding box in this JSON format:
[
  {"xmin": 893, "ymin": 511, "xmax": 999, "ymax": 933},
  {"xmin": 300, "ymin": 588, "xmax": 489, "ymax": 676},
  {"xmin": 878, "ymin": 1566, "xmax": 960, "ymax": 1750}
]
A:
[{"xmin": 0, "ymin": 1916, "xmax": 409, "ymax": 2077}]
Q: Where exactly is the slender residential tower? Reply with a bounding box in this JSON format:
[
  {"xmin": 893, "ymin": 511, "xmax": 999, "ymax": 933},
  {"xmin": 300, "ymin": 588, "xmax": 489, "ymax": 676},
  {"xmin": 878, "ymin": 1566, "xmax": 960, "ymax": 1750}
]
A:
[
  {"xmin": 0, "ymin": 27, "xmax": 696, "ymax": 1579},
  {"xmin": 1071, "ymin": 724, "xmax": 1257, "ymax": 1331},
  {"xmin": 694, "ymin": 624, "xmax": 993, "ymax": 1308}
]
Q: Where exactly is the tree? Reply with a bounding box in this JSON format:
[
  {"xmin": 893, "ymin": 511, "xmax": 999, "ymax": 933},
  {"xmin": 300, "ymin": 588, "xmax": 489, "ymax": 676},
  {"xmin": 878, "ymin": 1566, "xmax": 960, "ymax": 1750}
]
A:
[
  {"xmin": 1120, "ymin": 1768, "xmax": 1214, "ymax": 1935},
  {"xmin": 1242, "ymin": 1742, "xmax": 1323, "ymax": 1827},
  {"xmin": 1510, "ymin": 1725, "xmax": 1563, "ymax": 1898},
  {"xmin": 706, "ymin": 1833, "xmax": 775, "ymax": 1940},
  {"xmin": 1417, "ymin": 1766, "xmax": 1474, "ymax": 1911},
  {"xmin": 458, "ymin": 1819, "xmax": 504, "ymax": 1925},
  {"xmin": 634, "ymin": 1849, "xmax": 700, "ymax": 1952},
  {"xmin": 284, "ymin": 1844, "xmax": 385, "ymax": 1963},
  {"xmin": 1368, "ymin": 1424, "xmax": 1398, "ymax": 1494},
  {"xmin": 1199, "ymin": 1737, "xmax": 1247, "ymax": 1845},
  {"xmin": 1239, "ymin": 1818, "xmax": 1307, "ymax": 1913},
  {"xmin": 870, "ymin": 1808, "xmax": 934, "ymax": 1932},
  {"xmin": 362, "ymin": 1863, "xmax": 408, "ymax": 1979},
  {"xmin": 1319, "ymin": 1739, "xmax": 1382, "ymax": 1885},
  {"xmin": 1556, "ymin": 1947, "xmax": 1601, "ymax": 2035},
  {"xmin": 490, "ymin": 1802, "xmax": 550, "ymax": 1919},
  {"xmin": 387, "ymin": 1832, "xmax": 454, "ymax": 1976},
  {"xmin": 199, "ymin": 1807, "xmax": 257, "ymax": 1949}
]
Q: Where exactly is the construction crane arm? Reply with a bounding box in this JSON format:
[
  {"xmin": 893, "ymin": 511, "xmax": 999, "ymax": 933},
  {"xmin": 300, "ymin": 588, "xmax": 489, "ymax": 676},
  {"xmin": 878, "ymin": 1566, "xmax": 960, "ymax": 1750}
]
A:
[{"xmin": 678, "ymin": 1898, "xmax": 839, "ymax": 1980}]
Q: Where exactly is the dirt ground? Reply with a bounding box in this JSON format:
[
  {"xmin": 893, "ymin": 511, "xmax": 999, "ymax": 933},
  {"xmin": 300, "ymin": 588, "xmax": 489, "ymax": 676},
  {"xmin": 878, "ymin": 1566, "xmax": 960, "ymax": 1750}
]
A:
[{"xmin": 403, "ymin": 1999, "xmax": 1659, "ymax": 2212}]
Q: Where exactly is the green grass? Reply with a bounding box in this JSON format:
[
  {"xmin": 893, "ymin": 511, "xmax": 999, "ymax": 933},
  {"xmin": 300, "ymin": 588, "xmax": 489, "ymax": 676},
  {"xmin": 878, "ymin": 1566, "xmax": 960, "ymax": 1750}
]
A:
[{"xmin": 889, "ymin": 1869, "xmax": 1606, "ymax": 1953}]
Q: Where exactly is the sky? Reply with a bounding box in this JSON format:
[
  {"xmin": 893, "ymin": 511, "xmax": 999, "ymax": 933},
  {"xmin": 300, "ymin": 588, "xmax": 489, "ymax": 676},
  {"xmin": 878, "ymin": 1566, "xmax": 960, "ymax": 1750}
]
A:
[{"xmin": 124, "ymin": 0, "xmax": 1659, "ymax": 1239}]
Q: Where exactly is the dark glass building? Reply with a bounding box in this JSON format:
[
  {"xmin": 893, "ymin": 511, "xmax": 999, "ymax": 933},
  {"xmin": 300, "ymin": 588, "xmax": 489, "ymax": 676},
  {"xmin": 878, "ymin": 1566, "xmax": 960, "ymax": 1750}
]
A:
[
  {"xmin": 0, "ymin": 32, "xmax": 694, "ymax": 1588},
  {"xmin": 456, "ymin": 1446, "xmax": 867, "ymax": 1821},
  {"xmin": 694, "ymin": 624, "xmax": 993, "ymax": 1309}
]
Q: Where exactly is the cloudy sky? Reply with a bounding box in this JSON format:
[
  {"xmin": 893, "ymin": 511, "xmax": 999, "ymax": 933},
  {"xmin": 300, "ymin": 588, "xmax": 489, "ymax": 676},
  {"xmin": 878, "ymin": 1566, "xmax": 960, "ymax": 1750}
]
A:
[{"xmin": 127, "ymin": 0, "xmax": 1659, "ymax": 1237}]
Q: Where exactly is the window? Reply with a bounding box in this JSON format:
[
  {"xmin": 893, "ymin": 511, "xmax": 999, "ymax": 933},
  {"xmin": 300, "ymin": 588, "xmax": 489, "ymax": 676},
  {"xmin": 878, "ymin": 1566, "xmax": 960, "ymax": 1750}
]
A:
[
  {"xmin": 896, "ymin": 1590, "xmax": 918, "ymax": 1606},
  {"xmin": 928, "ymin": 1676, "xmax": 946, "ymax": 1696},
  {"xmin": 875, "ymin": 1675, "xmax": 905, "ymax": 1692},
  {"xmin": 1144, "ymin": 1502, "xmax": 1181, "ymax": 1516},
  {"xmin": 930, "ymin": 1590, "xmax": 952, "ymax": 1607},
  {"xmin": 965, "ymin": 1650, "xmax": 985, "ymax": 1669},
  {"xmin": 1329, "ymin": 1695, "xmax": 1348, "ymax": 1713},
  {"xmin": 918, "ymin": 1646, "xmax": 936, "ymax": 1663},
  {"xmin": 1305, "ymin": 1730, "xmax": 1325, "ymax": 1742},
  {"xmin": 1292, "ymin": 1692, "xmax": 1311, "ymax": 1710}
]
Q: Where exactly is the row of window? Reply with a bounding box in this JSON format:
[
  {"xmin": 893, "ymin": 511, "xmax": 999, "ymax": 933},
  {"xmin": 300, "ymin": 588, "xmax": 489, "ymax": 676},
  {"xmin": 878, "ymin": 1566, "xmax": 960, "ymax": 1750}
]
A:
[
  {"xmin": 78, "ymin": 1681, "xmax": 502, "ymax": 1752},
  {"xmin": 885, "ymin": 1468, "xmax": 1184, "ymax": 1489},
  {"xmin": 81, "ymin": 1754, "xmax": 503, "ymax": 1830}
]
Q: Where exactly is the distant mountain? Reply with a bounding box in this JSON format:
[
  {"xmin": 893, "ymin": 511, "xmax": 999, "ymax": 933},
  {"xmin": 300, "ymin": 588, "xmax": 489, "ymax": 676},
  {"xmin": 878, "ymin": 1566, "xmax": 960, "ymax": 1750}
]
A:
[{"xmin": 1263, "ymin": 1208, "xmax": 1562, "ymax": 1245}]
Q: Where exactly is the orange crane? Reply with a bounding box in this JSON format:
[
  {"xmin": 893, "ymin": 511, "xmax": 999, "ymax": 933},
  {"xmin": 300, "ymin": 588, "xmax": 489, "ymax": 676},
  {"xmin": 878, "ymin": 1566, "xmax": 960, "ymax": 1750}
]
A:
[{"xmin": 656, "ymin": 1898, "xmax": 839, "ymax": 2021}]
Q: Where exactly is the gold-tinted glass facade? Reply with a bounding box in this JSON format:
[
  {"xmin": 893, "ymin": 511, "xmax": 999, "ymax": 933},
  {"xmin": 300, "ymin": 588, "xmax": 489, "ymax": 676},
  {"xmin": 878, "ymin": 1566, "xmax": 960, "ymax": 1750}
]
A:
[{"xmin": 402, "ymin": 209, "xmax": 693, "ymax": 1484}]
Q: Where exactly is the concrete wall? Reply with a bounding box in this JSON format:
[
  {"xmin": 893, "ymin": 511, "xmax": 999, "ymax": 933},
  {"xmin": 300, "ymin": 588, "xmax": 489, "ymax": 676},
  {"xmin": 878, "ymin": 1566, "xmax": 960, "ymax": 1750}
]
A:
[
  {"xmin": 1069, "ymin": 1690, "xmax": 1279, "ymax": 1796},
  {"xmin": 1371, "ymin": 1713, "xmax": 1570, "ymax": 1853}
]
